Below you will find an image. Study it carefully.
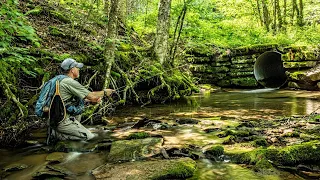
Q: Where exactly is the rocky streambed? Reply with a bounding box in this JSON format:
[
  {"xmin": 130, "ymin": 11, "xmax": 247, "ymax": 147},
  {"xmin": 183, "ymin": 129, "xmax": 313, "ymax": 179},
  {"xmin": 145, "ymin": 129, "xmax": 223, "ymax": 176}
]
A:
[{"xmin": 2, "ymin": 89, "xmax": 320, "ymax": 179}]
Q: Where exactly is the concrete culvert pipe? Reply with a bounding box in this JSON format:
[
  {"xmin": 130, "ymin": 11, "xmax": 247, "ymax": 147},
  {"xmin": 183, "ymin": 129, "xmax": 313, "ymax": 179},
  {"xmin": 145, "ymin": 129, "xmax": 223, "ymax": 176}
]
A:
[{"xmin": 254, "ymin": 51, "xmax": 287, "ymax": 88}]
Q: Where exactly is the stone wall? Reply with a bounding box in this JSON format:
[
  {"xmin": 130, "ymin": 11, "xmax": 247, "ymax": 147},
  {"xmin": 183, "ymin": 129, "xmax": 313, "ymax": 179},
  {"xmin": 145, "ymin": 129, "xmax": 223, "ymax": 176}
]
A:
[{"xmin": 187, "ymin": 44, "xmax": 320, "ymax": 89}]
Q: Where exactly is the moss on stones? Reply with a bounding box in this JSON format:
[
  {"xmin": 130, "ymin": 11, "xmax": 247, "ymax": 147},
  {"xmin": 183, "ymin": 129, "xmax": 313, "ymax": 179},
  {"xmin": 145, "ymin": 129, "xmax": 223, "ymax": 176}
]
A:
[
  {"xmin": 108, "ymin": 138, "xmax": 163, "ymax": 162},
  {"xmin": 152, "ymin": 158, "xmax": 197, "ymax": 180},
  {"xmin": 253, "ymin": 139, "xmax": 268, "ymax": 147},
  {"xmin": 230, "ymin": 77, "xmax": 258, "ymax": 87},
  {"xmin": 204, "ymin": 145, "xmax": 224, "ymax": 159},
  {"xmin": 127, "ymin": 132, "xmax": 151, "ymax": 140},
  {"xmin": 229, "ymin": 141, "xmax": 320, "ymax": 166},
  {"xmin": 229, "ymin": 71, "xmax": 254, "ymax": 77},
  {"xmin": 283, "ymin": 61, "xmax": 317, "ymax": 69},
  {"xmin": 92, "ymin": 158, "xmax": 196, "ymax": 180}
]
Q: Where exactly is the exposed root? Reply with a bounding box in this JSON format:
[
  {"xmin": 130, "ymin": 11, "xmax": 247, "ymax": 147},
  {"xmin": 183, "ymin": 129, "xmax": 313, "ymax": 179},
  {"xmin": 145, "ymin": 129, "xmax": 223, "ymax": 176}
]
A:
[
  {"xmin": 114, "ymin": 63, "xmax": 140, "ymax": 104},
  {"xmin": 148, "ymin": 74, "xmax": 171, "ymax": 103},
  {"xmin": 0, "ymin": 72, "xmax": 28, "ymax": 121}
]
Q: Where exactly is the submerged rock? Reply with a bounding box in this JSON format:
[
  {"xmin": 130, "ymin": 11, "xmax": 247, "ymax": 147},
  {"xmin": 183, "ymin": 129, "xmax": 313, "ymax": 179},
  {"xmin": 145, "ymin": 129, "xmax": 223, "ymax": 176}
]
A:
[
  {"xmin": 92, "ymin": 157, "xmax": 196, "ymax": 180},
  {"xmin": 176, "ymin": 118, "xmax": 199, "ymax": 125},
  {"xmin": 32, "ymin": 170, "xmax": 65, "ymax": 179},
  {"xmin": 46, "ymin": 165, "xmax": 73, "ymax": 175},
  {"xmin": 107, "ymin": 137, "xmax": 163, "ymax": 162},
  {"xmin": 3, "ymin": 163, "xmax": 28, "ymax": 172},
  {"xmin": 46, "ymin": 152, "xmax": 67, "ymax": 163}
]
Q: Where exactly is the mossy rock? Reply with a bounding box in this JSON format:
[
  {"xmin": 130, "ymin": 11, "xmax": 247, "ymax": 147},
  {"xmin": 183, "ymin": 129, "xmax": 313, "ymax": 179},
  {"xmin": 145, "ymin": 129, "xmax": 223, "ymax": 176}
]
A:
[
  {"xmin": 230, "ymin": 77, "xmax": 258, "ymax": 87},
  {"xmin": 222, "ymin": 135, "xmax": 236, "ymax": 145},
  {"xmin": 32, "ymin": 170, "xmax": 65, "ymax": 179},
  {"xmin": 283, "ymin": 61, "xmax": 317, "ymax": 69},
  {"xmin": 230, "ymin": 63, "xmax": 253, "ymax": 69},
  {"xmin": 287, "ymin": 71, "xmax": 307, "ymax": 81},
  {"xmin": 186, "ymin": 44, "xmax": 218, "ymax": 57},
  {"xmin": 108, "ymin": 138, "xmax": 163, "ymax": 162},
  {"xmin": 46, "ymin": 165, "xmax": 73, "ymax": 175},
  {"xmin": 232, "ymin": 44, "xmax": 278, "ymax": 56},
  {"xmin": 230, "ymin": 67, "xmax": 254, "ymax": 73},
  {"xmin": 231, "ymin": 55, "xmax": 256, "ymax": 64},
  {"xmin": 229, "ymin": 71, "xmax": 254, "ymax": 77},
  {"xmin": 127, "ymin": 132, "xmax": 151, "ymax": 140},
  {"xmin": 204, "ymin": 146, "xmax": 224, "ymax": 159},
  {"xmin": 186, "ymin": 57, "xmax": 211, "ymax": 63},
  {"xmin": 288, "ymin": 81, "xmax": 318, "ymax": 90},
  {"xmin": 46, "ymin": 152, "xmax": 67, "ymax": 163},
  {"xmin": 189, "ymin": 64, "xmax": 229, "ymax": 73},
  {"xmin": 229, "ymin": 141, "xmax": 320, "ymax": 166},
  {"xmin": 216, "ymin": 80, "xmax": 231, "ymax": 87},
  {"xmin": 252, "ymin": 139, "xmax": 268, "ymax": 147},
  {"xmin": 92, "ymin": 158, "xmax": 196, "ymax": 180},
  {"xmin": 3, "ymin": 163, "xmax": 28, "ymax": 172}
]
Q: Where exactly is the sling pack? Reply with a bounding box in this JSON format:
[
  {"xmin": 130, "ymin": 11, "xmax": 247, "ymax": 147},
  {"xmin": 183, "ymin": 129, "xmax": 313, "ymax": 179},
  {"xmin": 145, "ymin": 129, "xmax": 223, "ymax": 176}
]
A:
[
  {"xmin": 49, "ymin": 80, "xmax": 66, "ymax": 128},
  {"xmin": 35, "ymin": 75, "xmax": 68, "ymax": 118},
  {"xmin": 36, "ymin": 75, "xmax": 85, "ymax": 119}
]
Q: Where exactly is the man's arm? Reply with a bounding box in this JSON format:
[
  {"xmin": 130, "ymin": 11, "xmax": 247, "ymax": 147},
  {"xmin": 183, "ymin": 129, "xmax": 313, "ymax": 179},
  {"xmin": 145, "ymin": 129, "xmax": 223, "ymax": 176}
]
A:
[{"xmin": 85, "ymin": 89, "xmax": 114, "ymax": 103}]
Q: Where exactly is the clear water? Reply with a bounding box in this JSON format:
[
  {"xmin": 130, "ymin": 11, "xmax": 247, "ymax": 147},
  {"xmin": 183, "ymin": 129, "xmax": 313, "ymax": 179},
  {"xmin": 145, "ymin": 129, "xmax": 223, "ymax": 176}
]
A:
[{"xmin": 2, "ymin": 89, "xmax": 320, "ymax": 179}]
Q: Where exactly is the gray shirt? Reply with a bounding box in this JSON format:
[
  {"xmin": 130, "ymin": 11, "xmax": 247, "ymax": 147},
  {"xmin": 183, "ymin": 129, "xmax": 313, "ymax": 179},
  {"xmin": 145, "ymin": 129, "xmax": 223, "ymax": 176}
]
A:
[{"xmin": 60, "ymin": 77, "xmax": 90, "ymax": 107}]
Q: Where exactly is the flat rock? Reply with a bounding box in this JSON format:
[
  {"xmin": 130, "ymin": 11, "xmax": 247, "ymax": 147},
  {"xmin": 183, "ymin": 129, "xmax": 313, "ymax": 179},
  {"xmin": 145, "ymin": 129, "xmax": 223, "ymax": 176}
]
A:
[
  {"xmin": 176, "ymin": 118, "xmax": 199, "ymax": 125},
  {"xmin": 108, "ymin": 137, "xmax": 163, "ymax": 162},
  {"xmin": 92, "ymin": 157, "xmax": 196, "ymax": 180},
  {"xmin": 46, "ymin": 152, "xmax": 67, "ymax": 163},
  {"xmin": 3, "ymin": 163, "xmax": 28, "ymax": 172}
]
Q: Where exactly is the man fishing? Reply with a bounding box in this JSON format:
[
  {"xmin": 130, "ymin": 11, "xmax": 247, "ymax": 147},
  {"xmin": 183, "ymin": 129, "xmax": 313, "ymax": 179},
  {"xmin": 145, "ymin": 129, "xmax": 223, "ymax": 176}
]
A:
[{"xmin": 51, "ymin": 58, "xmax": 114, "ymax": 141}]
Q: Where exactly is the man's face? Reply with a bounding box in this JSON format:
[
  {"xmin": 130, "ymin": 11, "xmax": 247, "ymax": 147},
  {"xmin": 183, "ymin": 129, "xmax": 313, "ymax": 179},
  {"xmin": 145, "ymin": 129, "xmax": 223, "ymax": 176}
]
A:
[{"xmin": 71, "ymin": 67, "xmax": 80, "ymax": 78}]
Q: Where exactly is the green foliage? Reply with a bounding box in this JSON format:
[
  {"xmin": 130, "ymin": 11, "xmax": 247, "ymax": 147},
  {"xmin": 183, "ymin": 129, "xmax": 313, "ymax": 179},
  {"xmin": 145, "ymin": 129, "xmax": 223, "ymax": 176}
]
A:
[
  {"xmin": 127, "ymin": 0, "xmax": 320, "ymax": 48},
  {"xmin": 0, "ymin": 0, "xmax": 41, "ymax": 121}
]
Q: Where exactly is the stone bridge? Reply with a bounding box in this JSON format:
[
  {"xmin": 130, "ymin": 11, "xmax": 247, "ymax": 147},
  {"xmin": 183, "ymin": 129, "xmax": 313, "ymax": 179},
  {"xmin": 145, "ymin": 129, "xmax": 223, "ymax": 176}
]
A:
[{"xmin": 187, "ymin": 44, "xmax": 320, "ymax": 90}]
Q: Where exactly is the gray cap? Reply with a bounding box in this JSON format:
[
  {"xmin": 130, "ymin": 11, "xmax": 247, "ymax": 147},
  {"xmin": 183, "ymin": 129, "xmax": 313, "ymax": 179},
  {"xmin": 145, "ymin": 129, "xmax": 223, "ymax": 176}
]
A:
[{"xmin": 61, "ymin": 58, "xmax": 84, "ymax": 71}]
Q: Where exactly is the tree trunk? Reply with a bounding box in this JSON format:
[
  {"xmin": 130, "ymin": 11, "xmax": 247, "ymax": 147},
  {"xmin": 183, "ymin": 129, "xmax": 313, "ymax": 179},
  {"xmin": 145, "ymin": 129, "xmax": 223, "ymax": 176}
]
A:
[
  {"xmin": 273, "ymin": 0, "xmax": 277, "ymax": 32},
  {"xmin": 297, "ymin": 0, "xmax": 303, "ymax": 26},
  {"xmin": 104, "ymin": 0, "xmax": 120, "ymax": 88},
  {"xmin": 291, "ymin": 0, "xmax": 297, "ymax": 25},
  {"xmin": 283, "ymin": 0, "xmax": 287, "ymax": 29},
  {"xmin": 170, "ymin": 2, "xmax": 187, "ymax": 64},
  {"xmin": 276, "ymin": 0, "xmax": 282, "ymax": 30},
  {"xmin": 262, "ymin": 0, "xmax": 270, "ymax": 31},
  {"xmin": 256, "ymin": 0, "xmax": 264, "ymax": 26},
  {"xmin": 154, "ymin": 0, "xmax": 172, "ymax": 64}
]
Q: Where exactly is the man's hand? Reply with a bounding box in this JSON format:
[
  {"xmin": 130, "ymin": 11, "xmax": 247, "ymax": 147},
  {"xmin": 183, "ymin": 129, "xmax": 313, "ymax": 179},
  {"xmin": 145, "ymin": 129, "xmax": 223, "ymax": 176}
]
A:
[{"xmin": 104, "ymin": 89, "xmax": 115, "ymax": 96}]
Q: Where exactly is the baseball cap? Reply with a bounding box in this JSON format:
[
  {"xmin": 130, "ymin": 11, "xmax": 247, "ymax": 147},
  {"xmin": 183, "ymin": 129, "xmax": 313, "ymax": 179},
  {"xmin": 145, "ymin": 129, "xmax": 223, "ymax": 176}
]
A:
[{"xmin": 61, "ymin": 58, "xmax": 84, "ymax": 71}]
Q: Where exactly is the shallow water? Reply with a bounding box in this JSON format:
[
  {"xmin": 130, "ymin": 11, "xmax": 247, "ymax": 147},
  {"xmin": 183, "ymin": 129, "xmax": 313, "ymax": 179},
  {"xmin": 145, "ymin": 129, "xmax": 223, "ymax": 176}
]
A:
[{"xmin": 2, "ymin": 89, "xmax": 320, "ymax": 179}]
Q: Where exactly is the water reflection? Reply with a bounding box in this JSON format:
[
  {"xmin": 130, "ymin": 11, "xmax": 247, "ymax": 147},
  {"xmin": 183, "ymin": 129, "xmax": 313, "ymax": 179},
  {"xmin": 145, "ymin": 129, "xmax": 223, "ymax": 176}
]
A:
[{"xmin": 114, "ymin": 89, "xmax": 320, "ymax": 120}]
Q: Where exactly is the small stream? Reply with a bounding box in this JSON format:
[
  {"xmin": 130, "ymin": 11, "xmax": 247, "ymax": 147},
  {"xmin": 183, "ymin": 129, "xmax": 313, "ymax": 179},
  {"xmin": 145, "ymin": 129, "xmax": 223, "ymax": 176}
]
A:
[{"xmin": 1, "ymin": 89, "xmax": 320, "ymax": 179}]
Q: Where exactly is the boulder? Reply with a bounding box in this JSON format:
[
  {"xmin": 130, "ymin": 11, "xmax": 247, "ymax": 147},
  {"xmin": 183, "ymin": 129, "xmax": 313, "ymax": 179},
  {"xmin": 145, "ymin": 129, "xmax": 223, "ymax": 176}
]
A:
[
  {"xmin": 108, "ymin": 138, "xmax": 163, "ymax": 162},
  {"xmin": 92, "ymin": 157, "xmax": 196, "ymax": 180}
]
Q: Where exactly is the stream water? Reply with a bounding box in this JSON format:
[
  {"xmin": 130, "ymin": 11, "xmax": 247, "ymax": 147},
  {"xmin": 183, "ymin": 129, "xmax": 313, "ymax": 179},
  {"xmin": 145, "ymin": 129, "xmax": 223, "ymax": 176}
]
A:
[{"xmin": 1, "ymin": 89, "xmax": 320, "ymax": 179}]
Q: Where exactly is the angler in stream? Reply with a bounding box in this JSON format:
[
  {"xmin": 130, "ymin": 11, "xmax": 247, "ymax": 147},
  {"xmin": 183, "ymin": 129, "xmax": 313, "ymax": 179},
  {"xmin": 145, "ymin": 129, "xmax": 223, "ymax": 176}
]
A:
[{"xmin": 35, "ymin": 58, "xmax": 114, "ymax": 143}]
